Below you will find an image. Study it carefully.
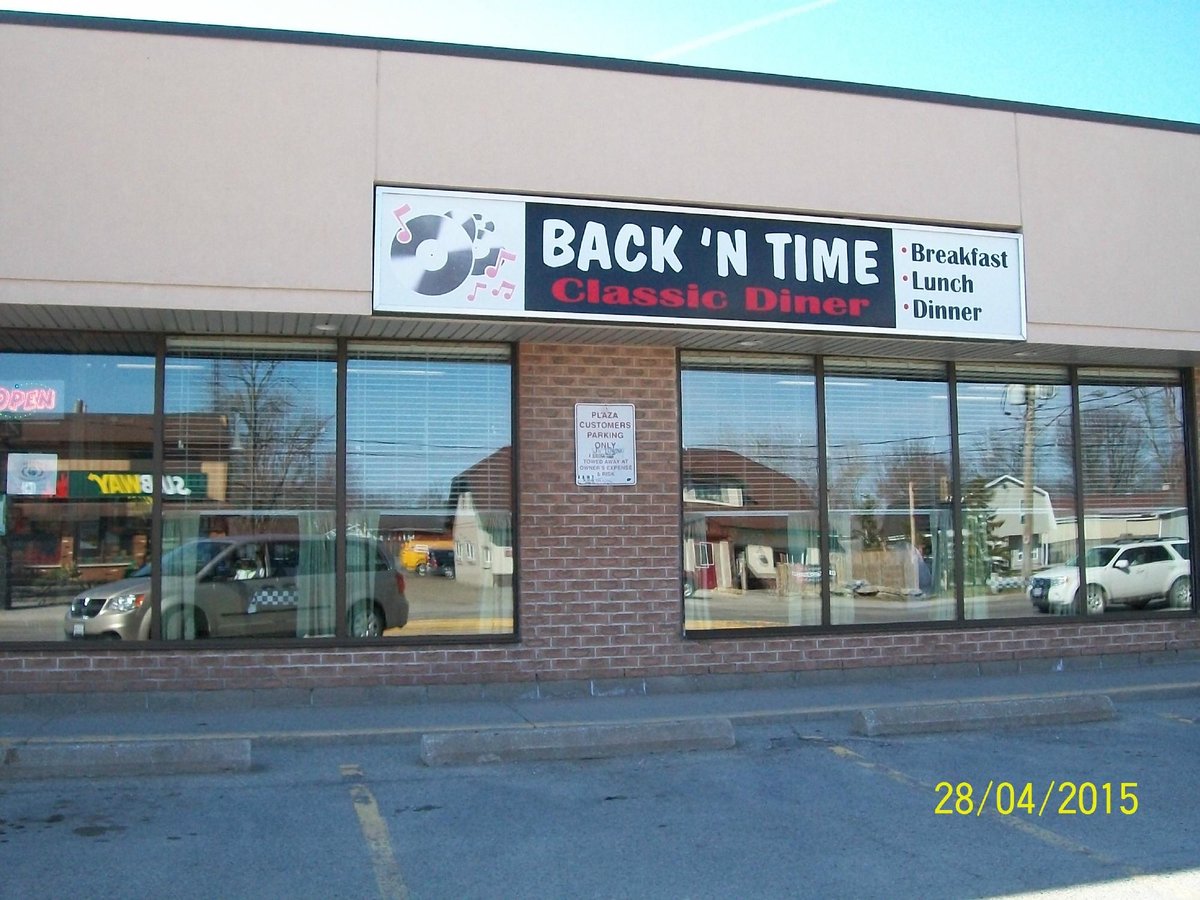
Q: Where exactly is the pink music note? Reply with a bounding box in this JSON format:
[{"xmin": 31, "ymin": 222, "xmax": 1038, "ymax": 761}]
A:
[
  {"xmin": 484, "ymin": 249, "xmax": 517, "ymax": 279},
  {"xmin": 392, "ymin": 204, "xmax": 412, "ymax": 244},
  {"xmin": 491, "ymin": 280, "xmax": 516, "ymax": 301},
  {"xmin": 467, "ymin": 280, "xmax": 489, "ymax": 301}
]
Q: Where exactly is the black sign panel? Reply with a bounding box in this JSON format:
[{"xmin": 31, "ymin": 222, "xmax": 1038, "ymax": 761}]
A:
[{"xmin": 523, "ymin": 202, "xmax": 896, "ymax": 329}]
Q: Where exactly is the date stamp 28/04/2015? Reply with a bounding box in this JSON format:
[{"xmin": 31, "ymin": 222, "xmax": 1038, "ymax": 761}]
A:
[{"xmin": 934, "ymin": 781, "xmax": 1139, "ymax": 817}]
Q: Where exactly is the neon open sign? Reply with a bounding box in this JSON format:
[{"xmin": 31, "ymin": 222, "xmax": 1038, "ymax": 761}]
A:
[{"xmin": 0, "ymin": 382, "xmax": 63, "ymax": 415}]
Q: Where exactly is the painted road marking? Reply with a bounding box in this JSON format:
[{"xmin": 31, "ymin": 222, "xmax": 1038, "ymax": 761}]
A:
[{"xmin": 340, "ymin": 764, "xmax": 409, "ymax": 900}]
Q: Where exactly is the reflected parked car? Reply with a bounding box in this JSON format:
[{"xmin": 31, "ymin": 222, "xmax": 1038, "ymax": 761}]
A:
[
  {"xmin": 402, "ymin": 539, "xmax": 453, "ymax": 574},
  {"xmin": 1028, "ymin": 538, "xmax": 1191, "ymax": 615},
  {"xmin": 420, "ymin": 548, "xmax": 455, "ymax": 578},
  {"xmin": 64, "ymin": 535, "xmax": 408, "ymax": 640}
]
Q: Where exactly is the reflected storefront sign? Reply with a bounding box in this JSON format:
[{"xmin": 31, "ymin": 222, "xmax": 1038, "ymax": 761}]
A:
[{"xmin": 66, "ymin": 471, "xmax": 208, "ymax": 499}]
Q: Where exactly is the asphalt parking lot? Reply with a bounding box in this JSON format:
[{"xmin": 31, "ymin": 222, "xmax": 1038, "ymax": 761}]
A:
[{"xmin": 2, "ymin": 674, "xmax": 1198, "ymax": 900}]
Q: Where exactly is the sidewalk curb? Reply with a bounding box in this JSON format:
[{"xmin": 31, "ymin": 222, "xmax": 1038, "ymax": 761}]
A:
[
  {"xmin": 1, "ymin": 679, "xmax": 1195, "ymax": 778},
  {"xmin": 850, "ymin": 694, "xmax": 1117, "ymax": 737},
  {"xmin": 419, "ymin": 718, "xmax": 737, "ymax": 766},
  {"xmin": 0, "ymin": 736, "xmax": 252, "ymax": 780}
]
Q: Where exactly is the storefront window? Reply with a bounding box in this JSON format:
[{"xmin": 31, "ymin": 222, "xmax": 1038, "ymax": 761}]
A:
[
  {"xmin": 825, "ymin": 361, "xmax": 955, "ymax": 625},
  {"xmin": 680, "ymin": 355, "xmax": 819, "ymax": 631},
  {"xmin": 1074, "ymin": 369, "xmax": 1190, "ymax": 616},
  {"xmin": 161, "ymin": 340, "xmax": 339, "ymax": 640},
  {"xmin": 346, "ymin": 344, "xmax": 513, "ymax": 637},
  {"xmin": 0, "ymin": 344, "xmax": 156, "ymax": 641},
  {"xmin": 2, "ymin": 338, "xmax": 1191, "ymax": 645},
  {"xmin": 681, "ymin": 354, "xmax": 1194, "ymax": 632},
  {"xmin": 956, "ymin": 366, "xmax": 1076, "ymax": 619}
]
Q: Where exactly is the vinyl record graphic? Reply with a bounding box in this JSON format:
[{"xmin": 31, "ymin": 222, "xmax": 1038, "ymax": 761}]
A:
[{"xmin": 390, "ymin": 214, "xmax": 474, "ymax": 296}]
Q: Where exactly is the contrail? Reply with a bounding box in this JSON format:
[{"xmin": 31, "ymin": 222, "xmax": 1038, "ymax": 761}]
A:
[{"xmin": 651, "ymin": 0, "xmax": 841, "ymax": 61}]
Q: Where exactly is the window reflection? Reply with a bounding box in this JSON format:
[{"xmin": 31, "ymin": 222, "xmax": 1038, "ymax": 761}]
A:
[
  {"xmin": 1, "ymin": 340, "xmax": 1191, "ymax": 645},
  {"xmin": 681, "ymin": 361, "xmax": 819, "ymax": 630},
  {"xmin": 682, "ymin": 362, "xmax": 1194, "ymax": 629},
  {"xmin": 825, "ymin": 364, "xmax": 954, "ymax": 625},
  {"xmin": 0, "ymin": 351, "xmax": 155, "ymax": 641},
  {"xmin": 346, "ymin": 346, "xmax": 513, "ymax": 637},
  {"xmin": 956, "ymin": 370, "xmax": 1076, "ymax": 619},
  {"xmin": 1073, "ymin": 373, "xmax": 1190, "ymax": 615},
  {"xmin": 160, "ymin": 341, "xmax": 341, "ymax": 640}
]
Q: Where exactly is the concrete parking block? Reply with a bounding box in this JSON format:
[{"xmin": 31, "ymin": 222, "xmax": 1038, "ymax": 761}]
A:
[
  {"xmin": 0, "ymin": 737, "xmax": 252, "ymax": 779},
  {"xmin": 420, "ymin": 718, "xmax": 736, "ymax": 766},
  {"xmin": 850, "ymin": 694, "xmax": 1117, "ymax": 737}
]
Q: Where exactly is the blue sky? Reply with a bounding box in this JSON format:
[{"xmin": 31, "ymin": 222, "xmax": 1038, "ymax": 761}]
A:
[{"xmin": 5, "ymin": 0, "xmax": 1199, "ymax": 124}]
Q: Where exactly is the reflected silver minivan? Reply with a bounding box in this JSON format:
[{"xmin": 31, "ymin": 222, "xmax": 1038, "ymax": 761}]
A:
[{"xmin": 64, "ymin": 535, "xmax": 408, "ymax": 640}]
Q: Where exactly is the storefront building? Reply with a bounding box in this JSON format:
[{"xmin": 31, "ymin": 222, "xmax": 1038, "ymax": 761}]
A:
[{"xmin": 1, "ymin": 13, "xmax": 1198, "ymax": 697}]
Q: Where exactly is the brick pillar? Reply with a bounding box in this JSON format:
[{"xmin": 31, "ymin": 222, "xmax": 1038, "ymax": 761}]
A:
[{"xmin": 516, "ymin": 344, "xmax": 681, "ymax": 680}]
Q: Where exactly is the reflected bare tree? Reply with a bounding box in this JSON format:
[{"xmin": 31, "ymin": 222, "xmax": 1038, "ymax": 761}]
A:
[
  {"xmin": 828, "ymin": 439, "xmax": 871, "ymax": 510},
  {"xmin": 1132, "ymin": 386, "xmax": 1187, "ymax": 495},
  {"xmin": 1073, "ymin": 404, "xmax": 1151, "ymax": 494},
  {"xmin": 964, "ymin": 423, "xmax": 1027, "ymax": 484},
  {"xmin": 216, "ymin": 360, "xmax": 334, "ymax": 511},
  {"xmin": 875, "ymin": 440, "xmax": 949, "ymax": 513}
]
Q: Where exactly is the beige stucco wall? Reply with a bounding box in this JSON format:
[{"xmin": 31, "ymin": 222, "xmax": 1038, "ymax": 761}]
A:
[
  {"xmin": 1015, "ymin": 115, "xmax": 1200, "ymax": 350},
  {"xmin": 374, "ymin": 52, "xmax": 1022, "ymax": 227},
  {"xmin": 1, "ymin": 18, "xmax": 1197, "ymax": 357},
  {"xmin": 0, "ymin": 24, "xmax": 377, "ymax": 314}
]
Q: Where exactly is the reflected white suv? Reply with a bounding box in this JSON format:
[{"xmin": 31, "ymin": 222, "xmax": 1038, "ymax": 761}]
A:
[{"xmin": 1029, "ymin": 539, "xmax": 1191, "ymax": 615}]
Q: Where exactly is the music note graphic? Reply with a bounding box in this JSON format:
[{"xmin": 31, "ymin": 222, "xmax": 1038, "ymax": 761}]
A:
[
  {"xmin": 492, "ymin": 280, "xmax": 516, "ymax": 300},
  {"xmin": 484, "ymin": 249, "xmax": 517, "ymax": 279},
  {"xmin": 392, "ymin": 204, "xmax": 413, "ymax": 244},
  {"xmin": 467, "ymin": 280, "xmax": 489, "ymax": 301}
]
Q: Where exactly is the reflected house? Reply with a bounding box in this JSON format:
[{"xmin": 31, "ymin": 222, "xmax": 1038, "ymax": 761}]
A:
[
  {"xmin": 448, "ymin": 446, "xmax": 513, "ymax": 589},
  {"xmin": 682, "ymin": 448, "xmax": 818, "ymax": 591},
  {"xmin": 985, "ymin": 475, "xmax": 1058, "ymax": 569},
  {"xmin": 985, "ymin": 475, "xmax": 1188, "ymax": 570},
  {"xmin": 1059, "ymin": 493, "xmax": 1188, "ymax": 555},
  {"xmin": 1078, "ymin": 496, "xmax": 1188, "ymax": 544}
]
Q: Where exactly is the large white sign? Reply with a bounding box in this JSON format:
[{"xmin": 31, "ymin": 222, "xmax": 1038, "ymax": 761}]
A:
[
  {"xmin": 7, "ymin": 453, "xmax": 58, "ymax": 496},
  {"xmin": 575, "ymin": 403, "xmax": 636, "ymax": 486},
  {"xmin": 374, "ymin": 186, "xmax": 1027, "ymax": 342}
]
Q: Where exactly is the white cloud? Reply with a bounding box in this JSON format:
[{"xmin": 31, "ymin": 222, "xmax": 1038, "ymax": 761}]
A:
[{"xmin": 651, "ymin": 0, "xmax": 840, "ymax": 61}]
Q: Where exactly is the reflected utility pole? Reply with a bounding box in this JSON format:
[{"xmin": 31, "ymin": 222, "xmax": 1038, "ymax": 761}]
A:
[
  {"xmin": 1021, "ymin": 385, "xmax": 1037, "ymax": 583},
  {"xmin": 1005, "ymin": 384, "xmax": 1056, "ymax": 583}
]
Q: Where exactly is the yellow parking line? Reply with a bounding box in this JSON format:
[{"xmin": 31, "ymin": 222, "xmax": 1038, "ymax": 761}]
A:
[{"xmin": 340, "ymin": 765, "xmax": 409, "ymax": 900}]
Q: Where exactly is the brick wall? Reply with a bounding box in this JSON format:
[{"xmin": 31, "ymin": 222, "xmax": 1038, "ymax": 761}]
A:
[
  {"xmin": 514, "ymin": 343, "xmax": 684, "ymax": 680},
  {"xmin": 3, "ymin": 620, "xmax": 1199, "ymax": 695},
  {"xmin": 1, "ymin": 344, "xmax": 1198, "ymax": 695}
]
